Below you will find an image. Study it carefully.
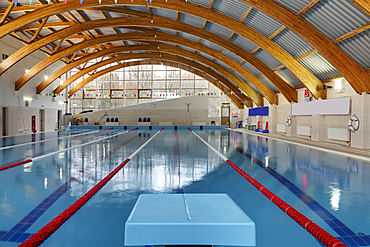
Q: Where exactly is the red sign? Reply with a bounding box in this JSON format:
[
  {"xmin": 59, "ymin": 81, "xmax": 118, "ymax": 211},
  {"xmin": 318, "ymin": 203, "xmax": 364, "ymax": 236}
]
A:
[{"xmin": 304, "ymin": 90, "xmax": 310, "ymax": 98}]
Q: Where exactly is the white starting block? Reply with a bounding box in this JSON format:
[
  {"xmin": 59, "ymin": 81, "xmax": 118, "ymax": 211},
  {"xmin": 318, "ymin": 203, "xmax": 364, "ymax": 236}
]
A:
[{"xmin": 125, "ymin": 194, "xmax": 255, "ymax": 246}]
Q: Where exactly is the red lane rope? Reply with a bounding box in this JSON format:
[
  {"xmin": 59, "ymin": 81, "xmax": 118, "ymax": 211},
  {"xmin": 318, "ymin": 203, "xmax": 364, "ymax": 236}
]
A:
[
  {"xmin": 0, "ymin": 159, "xmax": 32, "ymax": 172},
  {"xmin": 19, "ymin": 158, "xmax": 131, "ymax": 247},
  {"xmin": 99, "ymin": 127, "xmax": 113, "ymax": 131},
  {"xmin": 225, "ymin": 160, "xmax": 347, "ymax": 247},
  {"xmin": 188, "ymin": 127, "xmax": 192, "ymax": 131},
  {"xmin": 129, "ymin": 127, "xmax": 138, "ymax": 132}
]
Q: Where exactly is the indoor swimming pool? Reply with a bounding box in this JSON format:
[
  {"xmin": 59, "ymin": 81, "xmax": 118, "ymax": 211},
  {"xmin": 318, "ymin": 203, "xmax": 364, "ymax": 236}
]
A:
[{"xmin": 0, "ymin": 128, "xmax": 369, "ymax": 246}]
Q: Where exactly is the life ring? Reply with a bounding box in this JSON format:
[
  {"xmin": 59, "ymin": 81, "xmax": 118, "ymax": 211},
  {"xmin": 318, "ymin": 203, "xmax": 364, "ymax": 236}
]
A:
[
  {"xmin": 348, "ymin": 114, "xmax": 359, "ymax": 132},
  {"xmin": 286, "ymin": 116, "xmax": 292, "ymax": 126}
]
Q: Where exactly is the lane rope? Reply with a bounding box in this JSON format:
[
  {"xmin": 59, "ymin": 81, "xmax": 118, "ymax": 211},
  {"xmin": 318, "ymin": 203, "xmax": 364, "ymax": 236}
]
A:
[
  {"xmin": 19, "ymin": 127, "xmax": 163, "ymax": 247},
  {"xmin": 0, "ymin": 129, "xmax": 101, "ymax": 151},
  {"xmin": 188, "ymin": 128, "xmax": 347, "ymax": 247},
  {"xmin": 0, "ymin": 127, "xmax": 138, "ymax": 172}
]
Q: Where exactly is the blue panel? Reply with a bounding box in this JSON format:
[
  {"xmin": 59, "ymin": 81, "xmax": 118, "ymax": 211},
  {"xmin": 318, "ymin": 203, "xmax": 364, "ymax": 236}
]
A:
[
  {"xmin": 232, "ymin": 70, "xmax": 248, "ymax": 83},
  {"xmin": 260, "ymin": 76, "xmax": 279, "ymax": 92},
  {"xmin": 249, "ymin": 106, "xmax": 269, "ymax": 116}
]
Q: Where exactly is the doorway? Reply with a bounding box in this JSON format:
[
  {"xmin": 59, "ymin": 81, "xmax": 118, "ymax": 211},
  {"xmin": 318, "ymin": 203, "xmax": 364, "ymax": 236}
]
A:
[
  {"xmin": 57, "ymin": 110, "xmax": 63, "ymax": 129},
  {"xmin": 221, "ymin": 105, "xmax": 230, "ymax": 125},
  {"xmin": 2, "ymin": 107, "xmax": 6, "ymax": 136},
  {"xmin": 39, "ymin": 109, "xmax": 45, "ymax": 132}
]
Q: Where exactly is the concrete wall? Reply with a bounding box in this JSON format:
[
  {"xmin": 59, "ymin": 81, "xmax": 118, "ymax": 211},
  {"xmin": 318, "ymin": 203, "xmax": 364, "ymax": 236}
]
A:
[{"xmin": 0, "ymin": 35, "xmax": 65, "ymax": 136}]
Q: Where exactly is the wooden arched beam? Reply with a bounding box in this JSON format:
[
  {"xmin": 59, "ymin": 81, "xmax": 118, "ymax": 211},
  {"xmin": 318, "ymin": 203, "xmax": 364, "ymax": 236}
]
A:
[
  {"xmin": 67, "ymin": 58, "xmax": 248, "ymax": 108},
  {"xmin": 52, "ymin": 50, "xmax": 252, "ymax": 107},
  {"xmin": 241, "ymin": 0, "xmax": 370, "ymax": 94},
  {"xmin": 6, "ymin": 16, "xmax": 295, "ymax": 103},
  {"xmin": 40, "ymin": 45, "xmax": 252, "ymax": 107},
  {"xmin": 17, "ymin": 33, "xmax": 265, "ymax": 105},
  {"xmin": 0, "ymin": 0, "xmax": 325, "ymax": 99},
  {"xmin": 29, "ymin": 30, "xmax": 276, "ymax": 104},
  {"xmin": 50, "ymin": 45, "xmax": 263, "ymax": 106}
]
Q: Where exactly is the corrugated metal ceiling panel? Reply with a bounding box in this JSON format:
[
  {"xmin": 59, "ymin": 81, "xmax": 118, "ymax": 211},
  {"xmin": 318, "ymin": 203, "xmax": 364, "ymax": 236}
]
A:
[
  {"xmin": 125, "ymin": 6, "xmax": 149, "ymax": 13},
  {"xmin": 178, "ymin": 32, "xmax": 200, "ymax": 42},
  {"xmin": 156, "ymin": 28, "xmax": 176, "ymax": 36},
  {"xmin": 197, "ymin": 51, "xmax": 216, "ymax": 62},
  {"xmin": 200, "ymin": 39, "xmax": 222, "ymax": 51},
  {"xmin": 178, "ymin": 13, "xmax": 205, "ymax": 29},
  {"xmin": 178, "ymin": 45, "xmax": 196, "ymax": 53},
  {"xmin": 81, "ymin": 10, "xmax": 102, "ymax": 21},
  {"xmin": 272, "ymin": 0, "xmax": 311, "ymax": 14},
  {"xmin": 221, "ymin": 49, "xmax": 242, "ymax": 63},
  {"xmin": 211, "ymin": 0, "xmax": 250, "ymax": 22},
  {"xmin": 232, "ymin": 70, "xmax": 248, "ymax": 83},
  {"xmin": 214, "ymin": 59, "xmax": 232, "ymax": 71},
  {"xmin": 247, "ymin": 83, "xmax": 262, "ymax": 95},
  {"xmin": 96, "ymin": 27, "xmax": 116, "ymax": 35},
  {"xmin": 229, "ymin": 34, "xmax": 258, "ymax": 52},
  {"xmin": 188, "ymin": 0, "xmax": 212, "ymax": 9},
  {"xmin": 253, "ymin": 49, "xmax": 282, "ymax": 70},
  {"xmin": 259, "ymin": 76, "xmax": 279, "ymax": 92},
  {"xmin": 106, "ymin": 12, "xmax": 127, "ymax": 18},
  {"xmin": 151, "ymin": 8, "xmax": 177, "ymax": 20},
  {"xmin": 275, "ymin": 67, "xmax": 302, "ymax": 87},
  {"xmin": 337, "ymin": 29, "xmax": 370, "ymax": 69},
  {"xmin": 126, "ymin": 41, "xmax": 141, "ymax": 46},
  {"xmin": 204, "ymin": 22, "xmax": 233, "ymax": 39},
  {"xmin": 240, "ymin": 61, "xmax": 262, "ymax": 77},
  {"xmin": 243, "ymin": 9, "xmax": 283, "ymax": 38},
  {"xmin": 272, "ymin": 28, "xmax": 314, "ymax": 59},
  {"xmin": 299, "ymin": 52, "xmax": 341, "ymax": 80},
  {"xmin": 301, "ymin": 0, "xmax": 370, "ymax": 40}
]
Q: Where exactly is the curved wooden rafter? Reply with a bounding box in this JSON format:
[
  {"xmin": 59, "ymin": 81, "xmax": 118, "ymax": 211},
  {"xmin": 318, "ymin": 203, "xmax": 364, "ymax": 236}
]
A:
[
  {"xmin": 241, "ymin": 0, "xmax": 370, "ymax": 94},
  {"xmin": 18, "ymin": 32, "xmax": 268, "ymax": 105},
  {"xmin": 0, "ymin": 0, "xmax": 324, "ymax": 99},
  {"xmin": 30, "ymin": 30, "xmax": 276, "ymax": 103},
  {"xmin": 67, "ymin": 58, "xmax": 250, "ymax": 108},
  {"xmin": 49, "ymin": 44, "xmax": 263, "ymax": 106},
  {"xmin": 6, "ymin": 15, "xmax": 294, "ymax": 103}
]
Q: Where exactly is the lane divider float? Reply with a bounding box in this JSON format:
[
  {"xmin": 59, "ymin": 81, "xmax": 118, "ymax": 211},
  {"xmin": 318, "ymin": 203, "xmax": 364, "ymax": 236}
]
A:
[
  {"xmin": 0, "ymin": 127, "xmax": 138, "ymax": 172},
  {"xmin": 188, "ymin": 128, "xmax": 346, "ymax": 247},
  {"xmin": 19, "ymin": 127, "xmax": 163, "ymax": 247},
  {"xmin": 0, "ymin": 129, "xmax": 103, "ymax": 151}
]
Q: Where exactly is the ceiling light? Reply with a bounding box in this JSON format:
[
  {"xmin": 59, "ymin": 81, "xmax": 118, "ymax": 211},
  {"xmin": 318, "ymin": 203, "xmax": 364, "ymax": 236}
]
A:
[
  {"xmin": 44, "ymin": 75, "xmax": 48, "ymax": 80},
  {"xmin": 25, "ymin": 69, "xmax": 29, "ymax": 73},
  {"xmin": 23, "ymin": 97, "xmax": 33, "ymax": 101},
  {"xmin": 60, "ymin": 80, "xmax": 63, "ymax": 85}
]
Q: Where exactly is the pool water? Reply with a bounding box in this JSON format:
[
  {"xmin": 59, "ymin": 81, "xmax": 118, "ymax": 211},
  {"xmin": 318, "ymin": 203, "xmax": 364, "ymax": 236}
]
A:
[{"xmin": 0, "ymin": 129, "xmax": 369, "ymax": 246}]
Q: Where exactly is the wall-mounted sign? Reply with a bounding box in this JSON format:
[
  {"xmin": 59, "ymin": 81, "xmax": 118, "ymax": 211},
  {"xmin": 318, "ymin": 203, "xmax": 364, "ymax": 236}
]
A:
[
  {"xmin": 232, "ymin": 112, "xmax": 239, "ymax": 117},
  {"xmin": 304, "ymin": 90, "xmax": 311, "ymax": 102}
]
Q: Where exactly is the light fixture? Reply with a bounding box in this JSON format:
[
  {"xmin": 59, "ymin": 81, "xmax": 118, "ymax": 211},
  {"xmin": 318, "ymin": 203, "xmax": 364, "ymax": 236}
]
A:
[
  {"xmin": 59, "ymin": 80, "xmax": 63, "ymax": 85},
  {"xmin": 58, "ymin": 101, "xmax": 64, "ymax": 105},
  {"xmin": 44, "ymin": 75, "xmax": 48, "ymax": 80},
  {"xmin": 335, "ymin": 78, "xmax": 345, "ymax": 93},
  {"xmin": 23, "ymin": 97, "xmax": 33, "ymax": 101},
  {"xmin": 25, "ymin": 69, "xmax": 29, "ymax": 73}
]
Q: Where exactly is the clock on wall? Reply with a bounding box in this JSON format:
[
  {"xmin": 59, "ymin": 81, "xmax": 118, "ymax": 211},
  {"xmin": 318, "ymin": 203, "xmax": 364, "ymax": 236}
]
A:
[{"xmin": 151, "ymin": 103, "xmax": 156, "ymax": 108}]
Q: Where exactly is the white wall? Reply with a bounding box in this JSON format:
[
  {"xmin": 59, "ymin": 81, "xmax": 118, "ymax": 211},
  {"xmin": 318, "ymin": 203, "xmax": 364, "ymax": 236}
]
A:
[{"xmin": 0, "ymin": 36, "xmax": 65, "ymax": 136}]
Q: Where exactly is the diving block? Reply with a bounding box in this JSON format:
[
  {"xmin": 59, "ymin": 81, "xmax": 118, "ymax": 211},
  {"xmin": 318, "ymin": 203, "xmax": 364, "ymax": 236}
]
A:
[{"xmin": 125, "ymin": 194, "xmax": 255, "ymax": 246}]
